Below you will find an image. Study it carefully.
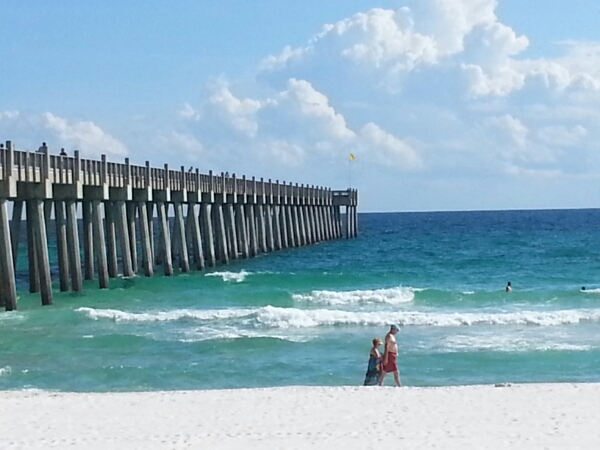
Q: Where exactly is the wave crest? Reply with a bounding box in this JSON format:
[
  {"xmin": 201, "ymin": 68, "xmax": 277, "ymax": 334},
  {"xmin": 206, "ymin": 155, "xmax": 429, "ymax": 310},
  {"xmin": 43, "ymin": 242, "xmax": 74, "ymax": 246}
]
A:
[
  {"xmin": 205, "ymin": 270, "xmax": 249, "ymax": 283},
  {"xmin": 76, "ymin": 306, "xmax": 600, "ymax": 328},
  {"xmin": 293, "ymin": 287, "xmax": 417, "ymax": 306}
]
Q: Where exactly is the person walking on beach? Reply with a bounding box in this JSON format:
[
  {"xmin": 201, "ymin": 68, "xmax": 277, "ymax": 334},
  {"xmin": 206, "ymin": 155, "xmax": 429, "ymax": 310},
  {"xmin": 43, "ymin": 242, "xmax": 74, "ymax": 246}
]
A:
[
  {"xmin": 379, "ymin": 325, "xmax": 401, "ymax": 387},
  {"xmin": 363, "ymin": 338, "xmax": 383, "ymax": 386}
]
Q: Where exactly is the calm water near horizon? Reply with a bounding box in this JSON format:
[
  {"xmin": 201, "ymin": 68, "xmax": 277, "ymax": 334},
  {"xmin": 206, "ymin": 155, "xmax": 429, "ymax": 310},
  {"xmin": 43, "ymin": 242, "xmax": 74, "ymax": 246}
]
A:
[{"xmin": 2, "ymin": 209, "xmax": 600, "ymax": 392}]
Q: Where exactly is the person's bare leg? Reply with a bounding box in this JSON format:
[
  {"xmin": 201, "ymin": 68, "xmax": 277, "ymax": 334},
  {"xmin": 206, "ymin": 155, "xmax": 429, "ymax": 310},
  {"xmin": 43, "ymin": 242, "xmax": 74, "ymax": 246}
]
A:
[
  {"xmin": 393, "ymin": 371, "xmax": 401, "ymax": 387},
  {"xmin": 378, "ymin": 371, "xmax": 388, "ymax": 386}
]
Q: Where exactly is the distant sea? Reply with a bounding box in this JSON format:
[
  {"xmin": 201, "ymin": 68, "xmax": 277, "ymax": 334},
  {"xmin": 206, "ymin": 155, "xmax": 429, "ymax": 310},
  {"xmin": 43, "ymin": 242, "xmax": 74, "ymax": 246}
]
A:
[{"xmin": 2, "ymin": 209, "xmax": 600, "ymax": 392}]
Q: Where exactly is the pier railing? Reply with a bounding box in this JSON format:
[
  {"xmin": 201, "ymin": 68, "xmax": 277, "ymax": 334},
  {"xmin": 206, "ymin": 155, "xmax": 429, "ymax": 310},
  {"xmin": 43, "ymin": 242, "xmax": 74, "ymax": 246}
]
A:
[{"xmin": 0, "ymin": 143, "xmax": 358, "ymax": 205}]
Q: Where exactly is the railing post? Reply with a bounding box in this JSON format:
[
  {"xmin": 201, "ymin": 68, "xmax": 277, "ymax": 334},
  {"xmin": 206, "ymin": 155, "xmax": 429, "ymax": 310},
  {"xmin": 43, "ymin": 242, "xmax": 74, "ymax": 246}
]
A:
[
  {"xmin": 164, "ymin": 164, "xmax": 169, "ymax": 190},
  {"xmin": 74, "ymin": 150, "xmax": 81, "ymax": 182},
  {"xmin": 42, "ymin": 144, "xmax": 50, "ymax": 181},
  {"xmin": 145, "ymin": 161, "xmax": 151, "ymax": 189},
  {"xmin": 101, "ymin": 155, "xmax": 107, "ymax": 184},
  {"xmin": 125, "ymin": 157, "xmax": 131, "ymax": 186},
  {"xmin": 6, "ymin": 141, "xmax": 14, "ymax": 179},
  {"xmin": 209, "ymin": 170, "xmax": 214, "ymax": 192}
]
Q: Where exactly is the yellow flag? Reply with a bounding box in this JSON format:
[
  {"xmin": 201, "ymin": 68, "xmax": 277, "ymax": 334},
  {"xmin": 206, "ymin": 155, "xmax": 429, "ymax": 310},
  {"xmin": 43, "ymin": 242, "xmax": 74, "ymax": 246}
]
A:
[{"xmin": 349, "ymin": 153, "xmax": 355, "ymax": 161}]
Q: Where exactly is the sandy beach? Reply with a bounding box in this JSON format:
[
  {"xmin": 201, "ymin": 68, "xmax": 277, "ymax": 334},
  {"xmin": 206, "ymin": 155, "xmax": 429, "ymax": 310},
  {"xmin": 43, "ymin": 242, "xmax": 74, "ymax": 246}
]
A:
[{"xmin": 1, "ymin": 383, "xmax": 598, "ymax": 449}]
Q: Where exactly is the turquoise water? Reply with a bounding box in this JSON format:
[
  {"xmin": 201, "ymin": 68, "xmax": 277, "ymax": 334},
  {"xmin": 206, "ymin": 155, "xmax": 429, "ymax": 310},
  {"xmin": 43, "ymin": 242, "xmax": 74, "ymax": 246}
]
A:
[{"xmin": 2, "ymin": 209, "xmax": 600, "ymax": 392}]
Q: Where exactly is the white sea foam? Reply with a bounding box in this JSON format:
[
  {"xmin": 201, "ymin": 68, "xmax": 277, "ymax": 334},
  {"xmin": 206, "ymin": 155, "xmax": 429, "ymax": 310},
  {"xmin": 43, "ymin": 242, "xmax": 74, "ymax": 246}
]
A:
[
  {"xmin": 293, "ymin": 286, "xmax": 417, "ymax": 306},
  {"xmin": 205, "ymin": 270, "xmax": 250, "ymax": 283},
  {"xmin": 77, "ymin": 306, "xmax": 600, "ymax": 329},
  {"xmin": 0, "ymin": 366, "xmax": 11, "ymax": 376},
  {"xmin": 76, "ymin": 307, "xmax": 256, "ymax": 322},
  {"xmin": 582, "ymin": 288, "xmax": 600, "ymax": 293},
  {"xmin": 442, "ymin": 335, "xmax": 593, "ymax": 352},
  {"xmin": 179, "ymin": 327, "xmax": 314, "ymax": 343}
]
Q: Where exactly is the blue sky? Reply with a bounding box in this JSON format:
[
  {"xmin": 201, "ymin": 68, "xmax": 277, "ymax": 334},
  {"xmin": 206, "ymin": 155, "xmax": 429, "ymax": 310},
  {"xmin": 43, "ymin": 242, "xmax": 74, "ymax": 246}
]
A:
[{"xmin": 2, "ymin": 0, "xmax": 600, "ymax": 212}]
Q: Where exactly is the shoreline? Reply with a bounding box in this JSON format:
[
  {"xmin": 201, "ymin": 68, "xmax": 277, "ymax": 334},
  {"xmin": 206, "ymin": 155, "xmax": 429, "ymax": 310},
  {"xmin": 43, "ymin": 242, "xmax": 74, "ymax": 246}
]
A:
[{"xmin": 1, "ymin": 383, "xmax": 599, "ymax": 449}]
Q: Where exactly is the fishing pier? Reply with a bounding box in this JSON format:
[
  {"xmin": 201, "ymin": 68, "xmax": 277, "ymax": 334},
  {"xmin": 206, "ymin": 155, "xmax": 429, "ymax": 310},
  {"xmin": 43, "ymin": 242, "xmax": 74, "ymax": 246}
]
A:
[{"xmin": 0, "ymin": 141, "xmax": 358, "ymax": 311}]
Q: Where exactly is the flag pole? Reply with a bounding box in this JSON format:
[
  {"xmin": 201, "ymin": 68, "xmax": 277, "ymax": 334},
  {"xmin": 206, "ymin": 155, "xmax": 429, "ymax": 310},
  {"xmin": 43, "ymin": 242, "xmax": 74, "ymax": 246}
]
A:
[{"xmin": 349, "ymin": 157, "xmax": 352, "ymax": 189}]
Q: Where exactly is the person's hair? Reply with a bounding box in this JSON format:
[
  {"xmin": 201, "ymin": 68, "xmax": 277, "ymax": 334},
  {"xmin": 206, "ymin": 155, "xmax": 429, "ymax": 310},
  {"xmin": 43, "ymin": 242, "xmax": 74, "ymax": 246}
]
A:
[{"xmin": 372, "ymin": 338, "xmax": 382, "ymax": 346}]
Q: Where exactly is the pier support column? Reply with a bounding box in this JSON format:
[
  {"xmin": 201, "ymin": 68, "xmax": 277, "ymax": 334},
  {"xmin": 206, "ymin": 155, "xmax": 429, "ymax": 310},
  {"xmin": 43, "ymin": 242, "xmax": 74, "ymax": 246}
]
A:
[
  {"xmin": 31, "ymin": 199, "xmax": 53, "ymax": 305},
  {"xmin": 126, "ymin": 202, "xmax": 138, "ymax": 274},
  {"xmin": 54, "ymin": 201, "xmax": 70, "ymax": 292},
  {"xmin": 328, "ymin": 207, "xmax": 335, "ymax": 240},
  {"xmin": 312, "ymin": 206, "xmax": 320, "ymax": 242},
  {"xmin": 82, "ymin": 201, "xmax": 94, "ymax": 280},
  {"xmin": 319, "ymin": 206, "xmax": 333, "ymax": 241},
  {"xmin": 173, "ymin": 202, "xmax": 190, "ymax": 272},
  {"xmin": 146, "ymin": 202, "xmax": 155, "ymax": 267},
  {"xmin": 292, "ymin": 205, "xmax": 301, "ymax": 247},
  {"xmin": 115, "ymin": 201, "xmax": 134, "ymax": 277},
  {"xmin": 137, "ymin": 202, "xmax": 154, "ymax": 277},
  {"xmin": 304, "ymin": 206, "xmax": 313, "ymax": 243},
  {"xmin": 256, "ymin": 205, "xmax": 267, "ymax": 253},
  {"xmin": 0, "ymin": 199, "xmax": 18, "ymax": 311},
  {"xmin": 105, "ymin": 202, "xmax": 118, "ymax": 278},
  {"xmin": 345, "ymin": 206, "xmax": 351, "ymax": 239},
  {"xmin": 226, "ymin": 203, "xmax": 239, "ymax": 259},
  {"xmin": 66, "ymin": 200, "xmax": 83, "ymax": 291},
  {"xmin": 26, "ymin": 201, "xmax": 40, "ymax": 293},
  {"xmin": 235, "ymin": 203, "xmax": 249, "ymax": 259},
  {"xmin": 157, "ymin": 202, "xmax": 173, "ymax": 276},
  {"xmin": 336, "ymin": 207, "xmax": 343, "ymax": 238},
  {"xmin": 279, "ymin": 205, "xmax": 289, "ymax": 249},
  {"xmin": 299, "ymin": 206, "xmax": 308, "ymax": 246},
  {"xmin": 214, "ymin": 203, "xmax": 229, "ymax": 264},
  {"xmin": 273, "ymin": 205, "xmax": 282, "ymax": 251},
  {"xmin": 187, "ymin": 203, "xmax": 205, "ymax": 271},
  {"xmin": 92, "ymin": 201, "xmax": 109, "ymax": 289},
  {"xmin": 318, "ymin": 206, "xmax": 326, "ymax": 242},
  {"xmin": 10, "ymin": 200, "xmax": 23, "ymax": 269},
  {"xmin": 265, "ymin": 205, "xmax": 275, "ymax": 252},
  {"xmin": 286, "ymin": 205, "xmax": 296, "ymax": 248},
  {"xmin": 245, "ymin": 204, "xmax": 258, "ymax": 257},
  {"xmin": 200, "ymin": 203, "xmax": 216, "ymax": 267}
]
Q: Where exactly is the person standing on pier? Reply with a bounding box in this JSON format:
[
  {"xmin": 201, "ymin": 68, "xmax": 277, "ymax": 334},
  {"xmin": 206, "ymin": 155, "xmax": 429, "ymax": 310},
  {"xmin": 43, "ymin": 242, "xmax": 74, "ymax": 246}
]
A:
[
  {"xmin": 379, "ymin": 325, "xmax": 401, "ymax": 387},
  {"xmin": 60, "ymin": 148, "xmax": 67, "ymax": 156}
]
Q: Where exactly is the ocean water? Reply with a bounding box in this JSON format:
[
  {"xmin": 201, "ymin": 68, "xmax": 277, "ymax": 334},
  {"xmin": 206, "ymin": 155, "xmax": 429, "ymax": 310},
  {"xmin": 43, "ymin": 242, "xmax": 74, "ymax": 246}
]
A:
[{"xmin": 2, "ymin": 209, "xmax": 600, "ymax": 392}]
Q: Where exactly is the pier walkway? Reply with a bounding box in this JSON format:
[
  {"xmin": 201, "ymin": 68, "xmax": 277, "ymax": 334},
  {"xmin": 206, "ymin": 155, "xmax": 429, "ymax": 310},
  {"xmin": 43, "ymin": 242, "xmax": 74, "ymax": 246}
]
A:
[{"xmin": 0, "ymin": 142, "xmax": 358, "ymax": 311}]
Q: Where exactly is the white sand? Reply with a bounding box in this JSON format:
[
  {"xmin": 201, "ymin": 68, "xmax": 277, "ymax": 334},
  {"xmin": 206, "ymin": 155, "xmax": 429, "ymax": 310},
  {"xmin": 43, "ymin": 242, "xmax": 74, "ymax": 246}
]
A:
[{"xmin": 1, "ymin": 383, "xmax": 598, "ymax": 449}]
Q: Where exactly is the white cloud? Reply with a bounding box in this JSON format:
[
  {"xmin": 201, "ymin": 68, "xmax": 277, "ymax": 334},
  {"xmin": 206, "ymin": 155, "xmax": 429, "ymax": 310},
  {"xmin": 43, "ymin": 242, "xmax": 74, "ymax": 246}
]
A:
[
  {"xmin": 258, "ymin": 140, "xmax": 306, "ymax": 167},
  {"xmin": 209, "ymin": 81, "xmax": 275, "ymax": 137},
  {"xmin": 179, "ymin": 103, "xmax": 199, "ymax": 119},
  {"xmin": 537, "ymin": 125, "xmax": 587, "ymax": 147},
  {"xmin": 259, "ymin": 45, "xmax": 309, "ymax": 71},
  {"xmin": 360, "ymin": 122, "xmax": 421, "ymax": 169},
  {"xmin": 0, "ymin": 110, "xmax": 19, "ymax": 120},
  {"xmin": 0, "ymin": 111, "xmax": 128, "ymax": 158},
  {"xmin": 487, "ymin": 114, "xmax": 529, "ymax": 148},
  {"xmin": 41, "ymin": 113, "xmax": 128, "ymax": 157},
  {"xmin": 283, "ymin": 78, "xmax": 356, "ymax": 140}
]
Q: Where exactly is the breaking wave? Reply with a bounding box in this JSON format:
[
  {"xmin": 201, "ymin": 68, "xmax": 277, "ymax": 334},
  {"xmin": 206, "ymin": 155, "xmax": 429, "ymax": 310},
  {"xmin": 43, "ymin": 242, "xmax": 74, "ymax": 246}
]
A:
[
  {"xmin": 77, "ymin": 306, "xmax": 600, "ymax": 328},
  {"xmin": 293, "ymin": 286, "xmax": 418, "ymax": 306}
]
